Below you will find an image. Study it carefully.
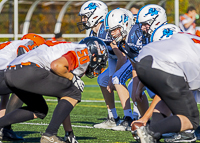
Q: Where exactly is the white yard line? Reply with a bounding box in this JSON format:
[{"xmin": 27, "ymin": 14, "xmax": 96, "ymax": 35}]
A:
[
  {"xmin": 46, "ymin": 99, "xmax": 121, "ymax": 103},
  {"xmin": 19, "ymin": 122, "xmax": 94, "ymax": 128}
]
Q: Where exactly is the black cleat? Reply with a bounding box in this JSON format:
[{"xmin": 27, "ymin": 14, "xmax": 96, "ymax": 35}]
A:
[
  {"xmin": 1, "ymin": 128, "xmax": 24, "ymax": 140},
  {"xmin": 164, "ymin": 130, "xmax": 196, "ymax": 142}
]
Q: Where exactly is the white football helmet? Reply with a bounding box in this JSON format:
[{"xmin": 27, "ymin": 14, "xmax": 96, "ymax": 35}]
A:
[
  {"xmin": 137, "ymin": 4, "xmax": 167, "ymax": 35},
  {"xmin": 104, "ymin": 8, "xmax": 134, "ymax": 42},
  {"xmin": 77, "ymin": 0, "xmax": 108, "ymax": 31},
  {"xmin": 151, "ymin": 24, "xmax": 181, "ymax": 42},
  {"xmin": 119, "ymin": 8, "xmax": 135, "ymax": 25}
]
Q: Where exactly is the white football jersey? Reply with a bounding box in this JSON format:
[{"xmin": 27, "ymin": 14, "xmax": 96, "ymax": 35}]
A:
[
  {"xmin": 0, "ymin": 39, "xmax": 30, "ymax": 70},
  {"xmin": 136, "ymin": 33, "xmax": 200, "ymax": 90},
  {"xmin": 9, "ymin": 42, "xmax": 90, "ymax": 77}
]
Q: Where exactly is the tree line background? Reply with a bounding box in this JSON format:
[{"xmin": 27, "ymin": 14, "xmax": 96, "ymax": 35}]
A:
[{"xmin": 0, "ymin": 0, "xmax": 199, "ymax": 42}]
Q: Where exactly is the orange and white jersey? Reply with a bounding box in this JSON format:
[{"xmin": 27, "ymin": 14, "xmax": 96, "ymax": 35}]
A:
[
  {"xmin": 0, "ymin": 39, "xmax": 31, "ymax": 70},
  {"xmin": 136, "ymin": 33, "xmax": 200, "ymax": 90},
  {"xmin": 9, "ymin": 42, "xmax": 90, "ymax": 77}
]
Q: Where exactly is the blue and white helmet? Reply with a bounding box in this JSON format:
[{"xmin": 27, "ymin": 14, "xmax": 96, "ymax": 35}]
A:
[
  {"xmin": 104, "ymin": 8, "xmax": 134, "ymax": 42},
  {"xmin": 137, "ymin": 4, "xmax": 167, "ymax": 35},
  {"xmin": 119, "ymin": 8, "xmax": 135, "ymax": 25},
  {"xmin": 78, "ymin": 0, "xmax": 108, "ymax": 31},
  {"xmin": 151, "ymin": 24, "xmax": 181, "ymax": 42}
]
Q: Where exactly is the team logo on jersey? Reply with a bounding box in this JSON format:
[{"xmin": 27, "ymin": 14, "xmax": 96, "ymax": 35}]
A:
[
  {"xmin": 84, "ymin": 3, "xmax": 99, "ymax": 10},
  {"xmin": 119, "ymin": 14, "xmax": 128, "ymax": 23},
  {"xmin": 145, "ymin": 8, "xmax": 159, "ymax": 16},
  {"xmin": 160, "ymin": 28, "xmax": 173, "ymax": 39}
]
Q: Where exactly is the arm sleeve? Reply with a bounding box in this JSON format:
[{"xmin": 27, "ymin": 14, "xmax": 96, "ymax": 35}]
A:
[{"xmin": 62, "ymin": 51, "xmax": 79, "ymax": 72}]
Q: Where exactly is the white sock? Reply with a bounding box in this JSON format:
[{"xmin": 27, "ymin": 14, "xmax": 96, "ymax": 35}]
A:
[
  {"xmin": 133, "ymin": 104, "xmax": 141, "ymax": 118},
  {"xmin": 123, "ymin": 109, "xmax": 133, "ymax": 119},
  {"xmin": 108, "ymin": 108, "xmax": 118, "ymax": 119}
]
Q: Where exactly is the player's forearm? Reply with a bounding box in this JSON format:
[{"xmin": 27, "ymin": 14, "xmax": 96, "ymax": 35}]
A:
[
  {"xmin": 51, "ymin": 60, "xmax": 74, "ymax": 80},
  {"xmin": 115, "ymin": 55, "xmax": 127, "ymax": 71},
  {"xmin": 142, "ymin": 95, "xmax": 161, "ymax": 120}
]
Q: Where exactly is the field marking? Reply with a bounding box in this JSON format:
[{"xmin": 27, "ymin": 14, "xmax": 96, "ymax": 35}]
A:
[
  {"xmin": 19, "ymin": 122, "xmax": 93, "ymax": 128},
  {"xmin": 46, "ymin": 99, "xmax": 121, "ymax": 103},
  {"xmin": 46, "ymin": 99, "xmax": 200, "ymax": 105}
]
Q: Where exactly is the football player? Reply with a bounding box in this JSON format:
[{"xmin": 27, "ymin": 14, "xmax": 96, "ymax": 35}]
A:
[
  {"xmin": 0, "ymin": 37, "xmax": 108, "ymax": 143},
  {"xmin": 0, "ymin": 33, "xmax": 45, "ymax": 140},
  {"xmin": 78, "ymin": 1, "xmax": 141, "ymax": 130},
  {"xmin": 127, "ymin": 4, "xmax": 167, "ymax": 115},
  {"xmin": 133, "ymin": 24, "xmax": 198, "ymax": 143},
  {"xmin": 103, "ymin": 8, "xmax": 144, "ymax": 131},
  {"xmin": 105, "ymin": 4, "xmax": 168, "ymax": 131},
  {"xmin": 134, "ymin": 26, "xmax": 200, "ymax": 143}
]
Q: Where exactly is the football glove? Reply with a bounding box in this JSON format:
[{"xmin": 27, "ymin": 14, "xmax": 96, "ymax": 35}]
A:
[{"xmin": 72, "ymin": 75, "xmax": 84, "ymax": 92}]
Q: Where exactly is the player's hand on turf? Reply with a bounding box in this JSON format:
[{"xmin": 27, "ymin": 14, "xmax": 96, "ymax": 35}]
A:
[{"xmin": 72, "ymin": 75, "xmax": 84, "ymax": 92}]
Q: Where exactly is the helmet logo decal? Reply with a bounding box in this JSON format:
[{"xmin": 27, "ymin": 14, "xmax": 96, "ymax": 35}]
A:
[
  {"xmin": 145, "ymin": 8, "xmax": 159, "ymax": 16},
  {"xmin": 84, "ymin": 3, "xmax": 98, "ymax": 10},
  {"xmin": 160, "ymin": 28, "xmax": 173, "ymax": 39},
  {"xmin": 119, "ymin": 14, "xmax": 128, "ymax": 23}
]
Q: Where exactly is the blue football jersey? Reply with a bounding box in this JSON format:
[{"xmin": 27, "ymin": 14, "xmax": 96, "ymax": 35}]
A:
[{"xmin": 118, "ymin": 24, "xmax": 149, "ymax": 62}]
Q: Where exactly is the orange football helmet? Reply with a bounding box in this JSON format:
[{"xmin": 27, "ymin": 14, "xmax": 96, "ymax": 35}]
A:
[{"xmin": 21, "ymin": 33, "xmax": 45, "ymax": 46}]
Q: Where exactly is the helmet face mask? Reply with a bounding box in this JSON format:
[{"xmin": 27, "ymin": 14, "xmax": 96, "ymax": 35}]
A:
[
  {"xmin": 77, "ymin": 1, "xmax": 108, "ymax": 32},
  {"xmin": 79, "ymin": 37, "xmax": 108, "ymax": 78},
  {"xmin": 105, "ymin": 8, "xmax": 134, "ymax": 42},
  {"xmin": 109, "ymin": 26, "xmax": 125, "ymax": 43}
]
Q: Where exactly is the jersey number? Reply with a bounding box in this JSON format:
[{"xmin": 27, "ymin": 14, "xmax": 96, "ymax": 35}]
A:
[{"xmin": 77, "ymin": 48, "xmax": 90, "ymax": 65}]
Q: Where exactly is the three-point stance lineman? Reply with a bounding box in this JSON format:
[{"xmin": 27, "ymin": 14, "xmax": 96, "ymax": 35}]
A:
[
  {"xmin": 135, "ymin": 32, "xmax": 200, "ymax": 142},
  {"xmin": 0, "ymin": 37, "xmax": 108, "ymax": 143}
]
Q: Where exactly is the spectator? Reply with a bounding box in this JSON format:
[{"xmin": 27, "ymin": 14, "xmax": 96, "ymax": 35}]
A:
[
  {"xmin": 130, "ymin": 4, "xmax": 141, "ymax": 22},
  {"xmin": 130, "ymin": 4, "xmax": 140, "ymax": 15},
  {"xmin": 179, "ymin": 6, "xmax": 198, "ymax": 34}
]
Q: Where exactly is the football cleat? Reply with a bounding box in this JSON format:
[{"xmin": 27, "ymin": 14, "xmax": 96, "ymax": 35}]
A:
[
  {"xmin": 40, "ymin": 133, "xmax": 65, "ymax": 143},
  {"xmin": 111, "ymin": 116, "xmax": 134, "ymax": 131},
  {"xmin": 137, "ymin": 126, "xmax": 158, "ymax": 143},
  {"xmin": 131, "ymin": 122, "xmax": 145, "ymax": 142},
  {"xmin": 0, "ymin": 128, "xmax": 24, "ymax": 140},
  {"xmin": 164, "ymin": 130, "xmax": 197, "ymax": 142},
  {"xmin": 94, "ymin": 116, "xmax": 121, "ymax": 129}
]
